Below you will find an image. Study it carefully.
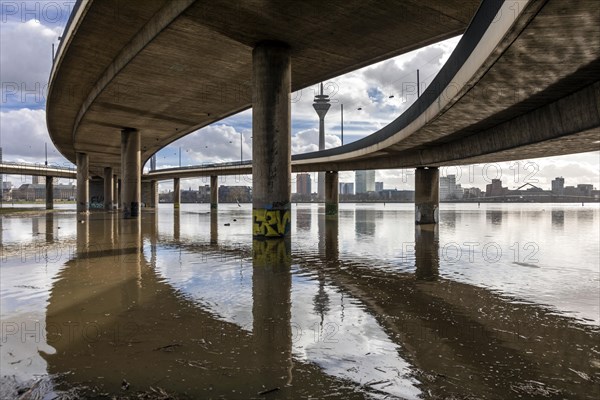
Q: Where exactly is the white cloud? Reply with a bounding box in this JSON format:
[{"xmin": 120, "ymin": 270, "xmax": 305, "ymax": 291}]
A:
[
  {"xmin": 0, "ymin": 108, "xmax": 70, "ymax": 165},
  {"xmin": 0, "ymin": 19, "xmax": 61, "ymax": 108}
]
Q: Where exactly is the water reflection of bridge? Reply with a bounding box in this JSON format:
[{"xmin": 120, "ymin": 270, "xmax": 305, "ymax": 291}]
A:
[{"xmin": 37, "ymin": 211, "xmax": 600, "ymax": 399}]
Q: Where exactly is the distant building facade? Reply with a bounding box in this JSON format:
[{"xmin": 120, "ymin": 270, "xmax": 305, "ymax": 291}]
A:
[
  {"xmin": 296, "ymin": 173, "xmax": 311, "ymax": 195},
  {"xmin": 355, "ymin": 170, "xmax": 375, "ymax": 194},
  {"xmin": 440, "ymin": 174, "xmax": 463, "ymax": 200},
  {"xmin": 339, "ymin": 182, "xmax": 354, "ymax": 195},
  {"xmin": 13, "ymin": 183, "xmax": 76, "ymax": 201},
  {"xmin": 551, "ymin": 177, "xmax": 565, "ymax": 195},
  {"xmin": 485, "ymin": 179, "xmax": 507, "ymax": 197},
  {"xmin": 375, "ymin": 182, "xmax": 384, "ymax": 192}
]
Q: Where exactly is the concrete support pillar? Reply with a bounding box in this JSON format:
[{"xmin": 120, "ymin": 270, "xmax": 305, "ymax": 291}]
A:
[
  {"xmin": 103, "ymin": 167, "xmax": 113, "ymax": 210},
  {"xmin": 252, "ymin": 41, "xmax": 292, "ymax": 239},
  {"xmin": 318, "ymin": 172, "xmax": 325, "ymax": 202},
  {"xmin": 149, "ymin": 180, "xmax": 158, "ymax": 209},
  {"xmin": 210, "ymin": 175, "xmax": 218, "ymax": 210},
  {"xmin": 415, "ymin": 167, "xmax": 439, "ymax": 224},
  {"xmin": 120, "ymin": 128, "xmax": 141, "ymax": 218},
  {"xmin": 173, "ymin": 177, "xmax": 180, "ymax": 209},
  {"xmin": 45, "ymin": 176, "xmax": 53, "ymax": 210},
  {"xmin": 76, "ymin": 152, "xmax": 89, "ymax": 213},
  {"xmin": 325, "ymin": 171, "xmax": 339, "ymax": 217},
  {"xmin": 113, "ymin": 176, "xmax": 119, "ymax": 209}
]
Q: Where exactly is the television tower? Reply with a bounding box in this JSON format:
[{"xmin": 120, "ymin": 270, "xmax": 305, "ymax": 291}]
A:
[{"xmin": 313, "ymin": 83, "xmax": 330, "ymax": 200}]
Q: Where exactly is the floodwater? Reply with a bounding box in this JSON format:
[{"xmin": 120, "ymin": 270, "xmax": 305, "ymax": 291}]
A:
[{"xmin": 1, "ymin": 203, "xmax": 598, "ymax": 399}]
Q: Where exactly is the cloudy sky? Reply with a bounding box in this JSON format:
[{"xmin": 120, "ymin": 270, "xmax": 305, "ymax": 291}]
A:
[{"xmin": 1, "ymin": 2, "xmax": 598, "ymax": 192}]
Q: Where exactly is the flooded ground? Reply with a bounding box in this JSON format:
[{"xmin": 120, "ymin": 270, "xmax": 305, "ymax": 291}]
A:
[{"xmin": 1, "ymin": 203, "xmax": 598, "ymax": 399}]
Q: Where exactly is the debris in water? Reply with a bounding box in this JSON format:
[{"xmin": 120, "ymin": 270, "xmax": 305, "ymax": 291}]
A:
[{"xmin": 258, "ymin": 387, "xmax": 280, "ymax": 395}]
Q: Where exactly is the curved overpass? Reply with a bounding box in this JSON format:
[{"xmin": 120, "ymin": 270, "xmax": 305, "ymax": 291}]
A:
[
  {"xmin": 47, "ymin": 0, "xmax": 480, "ymax": 175},
  {"xmin": 48, "ymin": 0, "xmax": 600, "ymax": 179}
]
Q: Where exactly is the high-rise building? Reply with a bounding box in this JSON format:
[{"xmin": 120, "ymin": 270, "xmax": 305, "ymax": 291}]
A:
[
  {"xmin": 296, "ymin": 173, "xmax": 311, "ymax": 195},
  {"xmin": 485, "ymin": 179, "xmax": 506, "ymax": 197},
  {"xmin": 375, "ymin": 182, "xmax": 384, "ymax": 192},
  {"xmin": 339, "ymin": 182, "xmax": 354, "ymax": 195},
  {"xmin": 32, "ymin": 175, "xmax": 39, "ymax": 184},
  {"xmin": 551, "ymin": 177, "xmax": 565, "ymax": 195},
  {"xmin": 355, "ymin": 170, "xmax": 375, "ymax": 194},
  {"xmin": 440, "ymin": 174, "xmax": 463, "ymax": 200}
]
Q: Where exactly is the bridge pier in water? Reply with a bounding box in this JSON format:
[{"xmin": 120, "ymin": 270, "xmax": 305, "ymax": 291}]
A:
[
  {"xmin": 45, "ymin": 176, "xmax": 53, "ymax": 210},
  {"xmin": 173, "ymin": 177, "xmax": 180, "ymax": 209},
  {"xmin": 325, "ymin": 171, "xmax": 339, "ymax": 218},
  {"xmin": 121, "ymin": 128, "xmax": 141, "ymax": 219},
  {"xmin": 76, "ymin": 152, "xmax": 89, "ymax": 213},
  {"xmin": 210, "ymin": 175, "xmax": 218, "ymax": 210},
  {"xmin": 415, "ymin": 167, "xmax": 439, "ymax": 224},
  {"xmin": 251, "ymin": 41, "xmax": 292, "ymax": 239},
  {"xmin": 103, "ymin": 167, "xmax": 114, "ymax": 210},
  {"xmin": 149, "ymin": 180, "xmax": 157, "ymax": 209},
  {"xmin": 114, "ymin": 177, "xmax": 120, "ymax": 210},
  {"xmin": 141, "ymin": 180, "xmax": 158, "ymax": 209}
]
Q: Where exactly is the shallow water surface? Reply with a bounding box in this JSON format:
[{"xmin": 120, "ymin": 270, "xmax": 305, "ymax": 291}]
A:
[{"xmin": 1, "ymin": 203, "xmax": 598, "ymax": 399}]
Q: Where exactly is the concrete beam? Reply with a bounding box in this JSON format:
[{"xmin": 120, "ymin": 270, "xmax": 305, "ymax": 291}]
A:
[
  {"xmin": 76, "ymin": 152, "xmax": 89, "ymax": 213},
  {"xmin": 121, "ymin": 128, "xmax": 141, "ymax": 218},
  {"xmin": 252, "ymin": 41, "xmax": 292, "ymax": 239},
  {"xmin": 415, "ymin": 167, "xmax": 439, "ymax": 224}
]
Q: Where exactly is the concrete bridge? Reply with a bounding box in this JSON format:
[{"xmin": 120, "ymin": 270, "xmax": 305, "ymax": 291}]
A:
[{"xmin": 45, "ymin": 0, "xmax": 600, "ymax": 236}]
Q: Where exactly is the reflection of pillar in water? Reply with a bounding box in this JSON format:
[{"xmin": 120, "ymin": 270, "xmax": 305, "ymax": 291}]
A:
[
  {"xmin": 317, "ymin": 214, "xmax": 325, "ymax": 256},
  {"xmin": 325, "ymin": 217, "xmax": 339, "ymax": 263},
  {"xmin": 45, "ymin": 213, "xmax": 54, "ymax": 244},
  {"xmin": 32, "ymin": 217, "xmax": 39, "ymax": 237},
  {"xmin": 103, "ymin": 212, "xmax": 115, "ymax": 246},
  {"xmin": 173, "ymin": 209, "xmax": 180, "ymax": 241},
  {"xmin": 252, "ymin": 238, "xmax": 293, "ymax": 386},
  {"xmin": 76, "ymin": 214, "xmax": 90, "ymax": 257},
  {"xmin": 145, "ymin": 211, "xmax": 158, "ymax": 268},
  {"xmin": 551, "ymin": 210, "xmax": 564, "ymax": 228},
  {"xmin": 119, "ymin": 216, "xmax": 142, "ymax": 289},
  {"xmin": 210, "ymin": 209, "xmax": 218, "ymax": 245},
  {"xmin": 415, "ymin": 224, "xmax": 439, "ymax": 281}
]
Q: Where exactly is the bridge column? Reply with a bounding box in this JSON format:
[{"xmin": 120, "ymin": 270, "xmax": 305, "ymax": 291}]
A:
[
  {"xmin": 113, "ymin": 175, "xmax": 119, "ymax": 209},
  {"xmin": 173, "ymin": 177, "xmax": 180, "ymax": 209},
  {"xmin": 252, "ymin": 41, "xmax": 291, "ymax": 239},
  {"xmin": 45, "ymin": 176, "xmax": 53, "ymax": 210},
  {"xmin": 76, "ymin": 152, "xmax": 89, "ymax": 213},
  {"xmin": 210, "ymin": 175, "xmax": 218, "ymax": 210},
  {"xmin": 121, "ymin": 128, "xmax": 141, "ymax": 218},
  {"xmin": 103, "ymin": 167, "xmax": 113, "ymax": 210},
  {"xmin": 149, "ymin": 180, "xmax": 158, "ymax": 209},
  {"xmin": 415, "ymin": 167, "xmax": 439, "ymax": 224},
  {"xmin": 325, "ymin": 171, "xmax": 339, "ymax": 218}
]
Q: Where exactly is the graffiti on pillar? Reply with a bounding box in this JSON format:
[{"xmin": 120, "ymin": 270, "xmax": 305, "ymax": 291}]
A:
[{"xmin": 253, "ymin": 208, "xmax": 291, "ymax": 237}]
